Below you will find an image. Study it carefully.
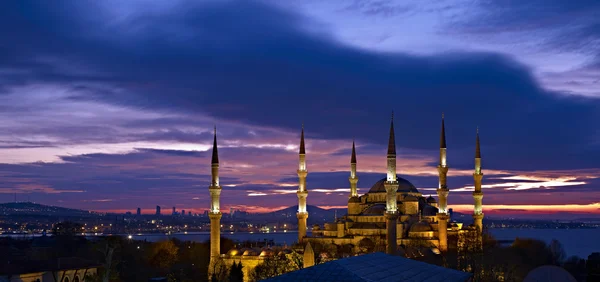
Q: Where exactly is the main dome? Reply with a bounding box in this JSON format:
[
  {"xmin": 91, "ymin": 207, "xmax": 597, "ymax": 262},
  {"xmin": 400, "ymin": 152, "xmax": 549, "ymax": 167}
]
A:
[{"xmin": 368, "ymin": 177, "xmax": 419, "ymax": 193}]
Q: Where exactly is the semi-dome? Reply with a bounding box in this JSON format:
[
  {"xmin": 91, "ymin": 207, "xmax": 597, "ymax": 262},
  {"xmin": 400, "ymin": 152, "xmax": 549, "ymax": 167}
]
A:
[
  {"xmin": 368, "ymin": 177, "xmax": 418, "ymax": 193},
  {"xmin": 348, "ymin": 196, "xmax": 361, "ymax": 203},
  {"xmin": 404, "ymin": 195, "xmax": 418, "ymax": 202},
  {"xmin": 410, "ymin": 221, "xmax": 433, "ymax": 232},
  {"xmin": 362, "ymin": 203, "xmax": 386, "ymax": 215}
]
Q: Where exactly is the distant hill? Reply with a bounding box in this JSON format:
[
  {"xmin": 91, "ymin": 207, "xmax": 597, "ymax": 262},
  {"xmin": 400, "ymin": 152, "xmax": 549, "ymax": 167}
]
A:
[
  {"xmin": 261, "ymin": 205, "xmax": 346, "ymax": 224},
  {"xmin": 0, "ymin": 202, "xmax": 92, "ymax": 216}
]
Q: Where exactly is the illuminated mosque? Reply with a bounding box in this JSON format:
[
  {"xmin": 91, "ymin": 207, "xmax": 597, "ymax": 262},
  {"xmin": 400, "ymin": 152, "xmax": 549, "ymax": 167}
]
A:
[{"xmin": 207, "ymin": 114, "xmax": 485, "ymax": 279}]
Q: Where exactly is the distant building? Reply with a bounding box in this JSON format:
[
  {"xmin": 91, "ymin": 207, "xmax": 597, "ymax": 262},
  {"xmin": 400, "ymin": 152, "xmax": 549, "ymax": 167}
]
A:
[
  {"xmin": 172, "ymin": 206, "xmax": 176, "ymax": 215},
  {"xmin": 182, "ymin": 209, "xmax": 185, "ymax": 216},
  {"xmin": 188, "ymin": 211, "xmax": 192, "ymax": 216},
  {"xmin": 0, "ymin": 257, "xmax": 100, "ymax": 282},
  {"xmin": 137, "ymin": 207, "xmax": 141, "ymax": 216},
  {"xmin": 156, "ymin": 205, "xmax": 161, "ymax": 215}
]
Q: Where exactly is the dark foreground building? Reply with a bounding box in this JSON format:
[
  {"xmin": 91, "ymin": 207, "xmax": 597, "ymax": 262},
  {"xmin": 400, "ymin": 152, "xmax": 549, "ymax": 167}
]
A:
[{"xmin": 264, "ymin": 252, "xmax": 472, "ymax": 282}]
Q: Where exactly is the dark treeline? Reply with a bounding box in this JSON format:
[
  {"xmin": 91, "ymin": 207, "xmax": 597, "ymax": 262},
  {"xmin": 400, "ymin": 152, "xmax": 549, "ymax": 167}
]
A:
[{"xmin": 1, "ymin": 222, "xmax": 598, "ymax": 282}]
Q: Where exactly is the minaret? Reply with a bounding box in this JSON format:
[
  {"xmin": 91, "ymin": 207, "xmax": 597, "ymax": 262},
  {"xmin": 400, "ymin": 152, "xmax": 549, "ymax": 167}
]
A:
[
  {"xmin": 297, "ymin": 125, "xmax": 309, "ymax": 242},
  {"xmin": 473, "ymin": 128, "xmax": 484, "ymax": 233},
  {"xmin": 208, "ymin": 127, "xmax": 222, "ymax": 263},
  {"xmin": 436, "ymin": 114, "xmax": 449, "ymax": 252},
  {"xmin": 348, "ymin": 140, "xmax": 361, "ymax": 215},
  {"xmin": 384, "ymin": 112, "xmax": 399, "ymax": 255}
]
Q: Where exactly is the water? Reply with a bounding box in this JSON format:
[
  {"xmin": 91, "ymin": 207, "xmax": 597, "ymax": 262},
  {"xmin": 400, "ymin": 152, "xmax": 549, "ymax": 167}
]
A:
[
  {"xmin": 489, "ymin": 228, "xmax": 600, "ymax": 259},
  {"xmin": 132, "ymin": 229, "xmax": 600, "ymax": 258},
  {"xmin": 4, "ymin": 228, "xmax": 599, "ymax": 258}
]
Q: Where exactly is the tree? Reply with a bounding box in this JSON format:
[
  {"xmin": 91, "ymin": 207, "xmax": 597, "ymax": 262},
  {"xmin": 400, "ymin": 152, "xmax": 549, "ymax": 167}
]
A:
[
  {"xmin": 228, "ymin": 261, "xmax": 244, "ymax": 282},
  {"xmin": 52, "ymin": 221, "xmax": 82, "ymax": 237},
  {"xmin": 209, "ymin": 257, "xmax": 228, "ymax": 282},
  {"xmin": 148, "ymin": 240, "xmax": 179, "ymax": 273},
  {"xmin": 549, "ymin": 239, "xmax": 566, "ymax": 265},
  {"xmin": 249, "ymin": 254, "xmax": 298, "ymax": 282},
  {"xmin": 563, "ymin": 256, "xmax": 586, "ymax": 281}
]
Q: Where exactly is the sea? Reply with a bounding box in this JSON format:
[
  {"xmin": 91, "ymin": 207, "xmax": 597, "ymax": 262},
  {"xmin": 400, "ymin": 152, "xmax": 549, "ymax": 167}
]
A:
[
  {"xmin": 4, "ymin": 228, "xmax": 599, "ymax": 258},
  {"xmin": 108, "ymin": 228, "xmax": 600, "ymax": 258}
]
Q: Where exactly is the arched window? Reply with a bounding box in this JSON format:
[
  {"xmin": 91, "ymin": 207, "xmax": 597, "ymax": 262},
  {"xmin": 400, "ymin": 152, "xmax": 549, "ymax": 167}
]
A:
[{"xmin": 63, "ymin": 277, "xmax": 70, "ymax": 282}]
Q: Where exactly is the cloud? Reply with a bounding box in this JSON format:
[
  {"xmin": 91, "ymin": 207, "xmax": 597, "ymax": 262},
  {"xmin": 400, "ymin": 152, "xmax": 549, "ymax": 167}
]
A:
[{"xmin": 0, "ymin": 1, "xmax": 599, "ymax": 217}]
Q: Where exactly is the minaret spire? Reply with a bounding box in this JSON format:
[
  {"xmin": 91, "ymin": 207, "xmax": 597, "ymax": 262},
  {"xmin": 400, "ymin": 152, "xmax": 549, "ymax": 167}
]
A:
[
  {"xmin": 384, "ymin": 112, "xmax": 399, "ymax": 255},
  {"xmin": 351, "ymin": 139, "xmax": 357, "ymax": 164},
  {"xmin": 440, "ymin": 113, "xmax": 447, "ymax": 149},
  {"xmin": 436, "ymin": 113, "xmax": 449, "ymax": 252},
  {"xmin": 208, "ymin": 126, "xmax": 223, "ymax": 275},
  {"xmin": 473, "ymin": 127, "xmax": 484, "ymax": 247},
  {"xmin": 348, "ymin": 139, "xmax": 360, "ymax": 214},
  {"xmin": 212, "ymin": 125, "xmax": 219, "ymax": 164},
  {"xmin": 387, "ymin": 111, "xmax": 396, "ymax": 155},
  {"xmin": 296, "ymin": 124, "xmax": 309, "ymax": 242},
  {"xmin": 475, "ymin": 126, "xmax": 481, "ymax": 159},
  {"xmin": 299, "ymin": 123, "xmax": 306, "ymax": 155}
]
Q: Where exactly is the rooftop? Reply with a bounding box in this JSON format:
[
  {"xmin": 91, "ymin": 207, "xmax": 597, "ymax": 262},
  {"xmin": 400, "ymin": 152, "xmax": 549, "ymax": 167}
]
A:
[{"xmin": 264, "ymin": 252, "xmax": 472, "ymax": 282}]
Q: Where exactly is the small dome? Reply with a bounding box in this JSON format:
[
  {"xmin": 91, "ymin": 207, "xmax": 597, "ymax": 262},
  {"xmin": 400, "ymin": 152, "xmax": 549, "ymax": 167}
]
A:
[
  {"xmin": 426, "ymin": 196, "xmax": 436, "ymax": 203},
  {"xmin": 259, "ymin": 248, "xmax": 274, "ymax": 257},
  {"xmin": 227, "ymin": 248, "xmax": 240, "ymax": 256},
  {"xmin": 242, "ymin": 248, "xmax": 259, "ymax": 256},
  {"xmin": 422, "ymin": 205, "xmax": 438, "ymax": 216},
  {"xmin": 368, "ymin": 177, "xmax": 419, "ymax": 193},
  {"xmin": 410, "ymin": 221, "xmax": 433, "ymax": 232},
  {"xmin": 362, "ymin": 203, "xmax": 386, "ymax": 215},
  {"xmin": 524, "ymin": 265, "xmax": 577, "ymax": 282}
]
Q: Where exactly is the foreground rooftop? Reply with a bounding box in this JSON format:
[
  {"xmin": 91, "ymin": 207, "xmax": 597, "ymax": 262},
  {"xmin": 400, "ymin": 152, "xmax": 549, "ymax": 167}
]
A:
[{"xmin": 265, "ymin": 252, "xmax": 472, "ymax": 282}]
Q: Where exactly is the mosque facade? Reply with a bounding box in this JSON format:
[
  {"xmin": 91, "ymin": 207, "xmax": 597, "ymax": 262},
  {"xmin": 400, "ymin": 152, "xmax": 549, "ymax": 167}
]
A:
[
  {"xmin": 301, "ymin": 115, "xmax": 485, "ymax": 255},
  {"xmin": 208, "ymin": 114, "xmax": 485, "ymax": 280}
]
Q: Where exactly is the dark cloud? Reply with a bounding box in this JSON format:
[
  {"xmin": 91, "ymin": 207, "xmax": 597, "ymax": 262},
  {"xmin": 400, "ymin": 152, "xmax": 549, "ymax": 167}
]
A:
[{"xmin": 1, "ymin": 0, "xmax": 597, "ymax": 171}]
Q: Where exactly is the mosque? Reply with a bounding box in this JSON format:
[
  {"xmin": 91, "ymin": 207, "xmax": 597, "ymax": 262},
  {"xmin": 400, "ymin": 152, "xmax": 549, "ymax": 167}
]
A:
[{"xmin": 207, "ymin": 114, "xmax": 485, "ymax": 279}]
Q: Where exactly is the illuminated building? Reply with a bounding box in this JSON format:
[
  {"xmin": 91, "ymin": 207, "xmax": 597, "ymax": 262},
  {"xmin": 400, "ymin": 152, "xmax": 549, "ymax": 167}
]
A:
[{"xmin": 303, "ymin": 114, "xmax": 485, "ymax": 254}]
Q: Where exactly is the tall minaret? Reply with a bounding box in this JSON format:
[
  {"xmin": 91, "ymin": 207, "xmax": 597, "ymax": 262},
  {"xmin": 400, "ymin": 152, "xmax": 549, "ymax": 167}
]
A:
[
  {"xmin": 348, "ymin": 140, "xmax": 361, "ymax": 215},
  {"xmin": 384, "ymin": 113, "xmax": 399, "ymax": 255},
  {"xmin": 297, "ymin": 125, "xmax": 309, "ymax": 242},
  {"xmin": 436, "ymin": 114, "xmax": 449, "ymax": 252},
  {"xmin": 473, "ymin": 128, "xmax": 484, "ymax": 233},
  {"xmin": 208, "ymin": 126, "xmax": 222, "ymax": 262}
]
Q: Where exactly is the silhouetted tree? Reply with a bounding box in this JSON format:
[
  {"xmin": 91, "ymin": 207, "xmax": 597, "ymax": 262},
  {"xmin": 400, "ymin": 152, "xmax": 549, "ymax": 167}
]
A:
[
  {"xmin": 563, "ymin": 255, "xmax": 586, "ymax": 281},
  {"xmin": 148, "ymin": 240, "xmax": 179, "ymax": 274},
  {"xmin": 549, "ymin": 239, "xmax": 566, "ymax": 265},
  {"xmin": 228, "ymin": 261, "xmax": 244, "ymax": 282}
]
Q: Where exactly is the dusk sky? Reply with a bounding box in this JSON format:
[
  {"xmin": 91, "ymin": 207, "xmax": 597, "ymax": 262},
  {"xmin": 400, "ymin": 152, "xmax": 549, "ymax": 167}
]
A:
[{"xmin": 1, "ymin": 1, "xmax": 599, "ymax": 219}]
